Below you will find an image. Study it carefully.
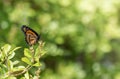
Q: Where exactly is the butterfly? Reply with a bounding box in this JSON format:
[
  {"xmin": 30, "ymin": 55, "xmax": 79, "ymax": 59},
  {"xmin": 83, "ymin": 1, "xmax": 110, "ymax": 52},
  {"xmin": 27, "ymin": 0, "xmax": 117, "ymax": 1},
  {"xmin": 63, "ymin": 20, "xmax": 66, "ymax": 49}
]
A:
[{"xmin": 21, "ymin": 25, "xmax": 40, "ymax": 46}]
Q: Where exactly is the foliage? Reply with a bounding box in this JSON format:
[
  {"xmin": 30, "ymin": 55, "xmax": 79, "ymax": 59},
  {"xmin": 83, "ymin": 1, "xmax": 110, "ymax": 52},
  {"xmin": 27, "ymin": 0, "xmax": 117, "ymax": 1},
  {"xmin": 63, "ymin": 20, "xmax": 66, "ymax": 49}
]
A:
[
  {"xmin": 0, "ymin": 42, "xmax": 45, "ymax": 79},
  {"xmin": 0, "ymin": 0, "xmax": 120, "ymax": 79}
]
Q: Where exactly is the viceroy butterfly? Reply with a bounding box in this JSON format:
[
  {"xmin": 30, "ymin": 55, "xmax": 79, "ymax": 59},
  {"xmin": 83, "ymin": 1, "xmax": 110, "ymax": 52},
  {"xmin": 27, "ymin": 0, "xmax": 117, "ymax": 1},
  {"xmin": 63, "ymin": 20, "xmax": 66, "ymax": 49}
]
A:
[{"xmin": 21, "ymin": 25, "xmax": 40, "ymax": 46}]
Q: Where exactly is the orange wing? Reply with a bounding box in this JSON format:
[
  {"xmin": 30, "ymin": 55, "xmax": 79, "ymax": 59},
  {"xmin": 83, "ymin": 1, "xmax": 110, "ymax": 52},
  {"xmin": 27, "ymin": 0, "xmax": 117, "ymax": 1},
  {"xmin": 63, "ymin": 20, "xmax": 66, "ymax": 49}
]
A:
[{"xmin": 21, "ymin": 25, "xmax": 40, "ymax": 46}]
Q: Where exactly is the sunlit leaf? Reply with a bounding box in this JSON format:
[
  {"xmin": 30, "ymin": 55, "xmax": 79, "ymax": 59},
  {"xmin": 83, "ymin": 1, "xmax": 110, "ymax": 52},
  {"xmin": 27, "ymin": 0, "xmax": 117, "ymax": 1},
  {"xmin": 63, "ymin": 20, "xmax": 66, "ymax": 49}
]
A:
[
  {"xmin": 7, "ymin": 60, "xmax": 13, "ymax": 70},
  {"xmin": 12, "ymin": 60, "xmax": 19, "ymax": 66},
  {"xmin": 5, "ymin": 76, "xmax": 17, "ymax": 79},
  {"xmin": 24, "ymin": 48, "xmax": 32, "ymax": 58},
  {"xmin": 35, "ymin": 41, "xmax": 45, "ymax": 57},
  {"xmin": 9, "ymin": 47, "xmax": 21, "ymax": 55},
  {"xmin": 12, "ymin": 66, "xmax": 25, "ymax": 72},
  {"xmin": 35, "ymin": 46, "xmax": 41, "ymax": 57},
  {"xmin": 33, "ymin": 76, "xmax": 39, "ymax": 79},
  {"xmin": 40, "ymin": 50, "xmax": 46, "ymax": 56},
  {"xmin": 21, "ymin": 57, "xmax": 32, "ymax": 65},
  {"xmin": 8, "ymin": 52, "xmax": 15, "ymax": 59},
  {"xmin": 24, "ymin": 72, "xmax": 29, "ymax": 79},
  {"xmin": 2, "ymin": 44, "xmax": 11, "ymax": 55},
  {"xmin": 33, "ymin": 62, "xmax": 41, "ymax": 67}
]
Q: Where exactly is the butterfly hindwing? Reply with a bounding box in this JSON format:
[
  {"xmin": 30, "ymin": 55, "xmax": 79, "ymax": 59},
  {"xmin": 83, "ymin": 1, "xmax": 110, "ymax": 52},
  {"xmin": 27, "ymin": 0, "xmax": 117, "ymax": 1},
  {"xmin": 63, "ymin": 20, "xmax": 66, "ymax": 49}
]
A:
[{"xmin": 21, "ymin": 25, "xmax": 40, "ymax": 46}]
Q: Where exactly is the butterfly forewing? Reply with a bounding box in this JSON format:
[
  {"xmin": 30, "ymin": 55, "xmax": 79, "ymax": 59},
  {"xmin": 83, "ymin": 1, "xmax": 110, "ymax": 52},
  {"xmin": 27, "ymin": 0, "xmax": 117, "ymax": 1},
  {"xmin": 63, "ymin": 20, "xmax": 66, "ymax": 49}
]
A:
[
  {"xmin": 21, "ymin": 25, "xmax": 40, "ymax": 46},
  {"xmin": 26, "ymin": 31, "xmax": 37, "ymax": 45}
]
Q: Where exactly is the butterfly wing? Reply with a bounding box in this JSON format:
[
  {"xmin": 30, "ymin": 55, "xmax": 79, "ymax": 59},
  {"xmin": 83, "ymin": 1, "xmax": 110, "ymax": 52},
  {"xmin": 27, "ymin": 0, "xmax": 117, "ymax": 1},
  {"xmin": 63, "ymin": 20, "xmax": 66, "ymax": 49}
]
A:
[{"xmin": 21, "ymin": 25, "xmax": 40, "ymax": 46}]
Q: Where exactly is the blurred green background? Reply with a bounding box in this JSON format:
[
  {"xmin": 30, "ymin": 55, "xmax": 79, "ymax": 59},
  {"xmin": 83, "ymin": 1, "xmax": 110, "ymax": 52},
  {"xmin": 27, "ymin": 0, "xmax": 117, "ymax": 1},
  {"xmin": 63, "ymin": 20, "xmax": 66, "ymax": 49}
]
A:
[{"xmin": 0, "ymin": 0, "xmax": 120, "ymax": 79}]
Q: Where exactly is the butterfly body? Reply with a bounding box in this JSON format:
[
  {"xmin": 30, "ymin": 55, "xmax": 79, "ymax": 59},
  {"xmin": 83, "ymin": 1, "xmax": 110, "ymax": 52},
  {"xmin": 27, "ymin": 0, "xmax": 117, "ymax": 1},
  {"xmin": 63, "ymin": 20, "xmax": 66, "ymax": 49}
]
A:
[{"xmin": 21, "ymin": 25, "xmax": 40, "ymax": 46}]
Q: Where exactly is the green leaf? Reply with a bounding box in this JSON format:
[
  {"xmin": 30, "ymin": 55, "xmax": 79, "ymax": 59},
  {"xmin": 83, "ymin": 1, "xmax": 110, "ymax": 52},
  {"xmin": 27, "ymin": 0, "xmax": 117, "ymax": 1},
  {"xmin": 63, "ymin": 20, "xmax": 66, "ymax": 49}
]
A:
[
  {"xmin": 35, "ymin": 51, "xmax": 46, "ymax": 62},
  {"xmin": 12, "ymin": 60, "xmax": 19, "ymax": 66},
  {"xmin": 35, "ymin": 41, "xmax": 45, "ymax": 57},
  {"xmin": 7, "ymin": 60, "xmax": 13, "ymax": 70},
  {"xmin": 24, "ymin": 72, "xmax": 29, "ymax": 79},
  {"xmin": 41, "ymin": 50, "xmax": 46, "ymax": 56},
  {"xmin": 0, "ymin": 64, "xmax": 7, "ymax": 75},
  {"xmin": 9, "ymin": 47, "xmax": 21, "ymax": 55},
  {"xmin": 24, "ymin": 48, "xmax": 32, "ymax": 58},
  {"xmin": 33, "ymin": 76, "xmax": 38, "ymax": 79},
  {"xmin": 35, "ymin": 46, "xmax": 46, "ymax": 58},
  {"xmin": 12, "ymin": 68, "xmax": 24, "ymax": 72},
  {"xmin": 2, "ymin": 44, "xmax": 11, "ymax": 55},
  {"xmin": 21, "ymin": 57, "xmax": 32, "ymax": 65},
  {"xmin": 33, "ymin": 62, "xmax": 41, "ymax": 67},
  {"xmin": 12, "ymin": 66, "xmax": 25, "ymax": 71},
  {"xmin": 8, "ymin": 52, "xmax": 15, "ymax": 59},
  {"xmin": 0, "ymin": 51, "xmax": 5, "ymax": 62}
]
